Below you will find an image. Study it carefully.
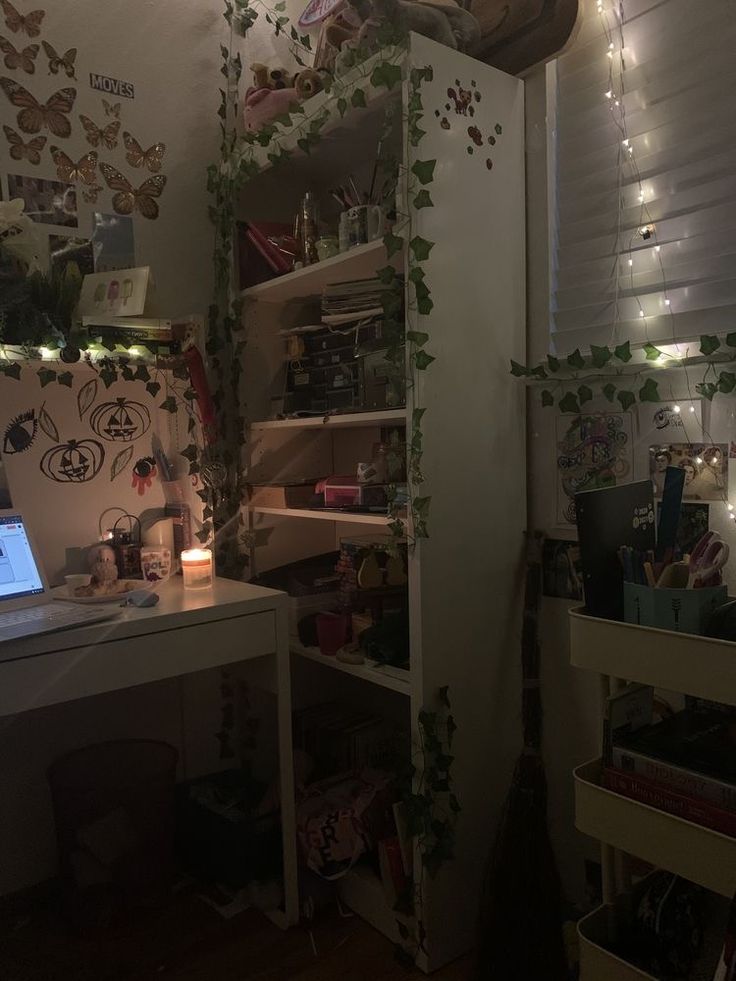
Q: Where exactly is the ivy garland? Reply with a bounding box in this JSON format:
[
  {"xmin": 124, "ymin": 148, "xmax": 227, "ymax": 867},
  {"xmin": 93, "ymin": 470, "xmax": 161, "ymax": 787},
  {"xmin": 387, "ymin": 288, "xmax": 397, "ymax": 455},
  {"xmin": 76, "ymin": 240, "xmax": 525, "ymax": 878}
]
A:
[{"xmin": 512, "ymin": 332, "xmax": 736, "ymax": 412}]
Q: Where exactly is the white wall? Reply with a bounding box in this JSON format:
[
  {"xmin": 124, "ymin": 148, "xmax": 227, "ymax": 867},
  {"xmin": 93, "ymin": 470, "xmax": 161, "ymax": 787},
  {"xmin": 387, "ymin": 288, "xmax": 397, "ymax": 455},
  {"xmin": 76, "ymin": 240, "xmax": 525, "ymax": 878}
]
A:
[{"xmin": 0, "ymin": 0, "xmax": 234, "ymax": 894}]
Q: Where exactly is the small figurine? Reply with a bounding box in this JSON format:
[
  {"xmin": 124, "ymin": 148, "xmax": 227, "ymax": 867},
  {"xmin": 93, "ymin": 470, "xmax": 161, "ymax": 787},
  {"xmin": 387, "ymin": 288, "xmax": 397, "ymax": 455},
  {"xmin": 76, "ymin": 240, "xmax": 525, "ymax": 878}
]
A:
[{"xmin": 88, "ymin": 543, "xmax": 119, "ymax": 585}]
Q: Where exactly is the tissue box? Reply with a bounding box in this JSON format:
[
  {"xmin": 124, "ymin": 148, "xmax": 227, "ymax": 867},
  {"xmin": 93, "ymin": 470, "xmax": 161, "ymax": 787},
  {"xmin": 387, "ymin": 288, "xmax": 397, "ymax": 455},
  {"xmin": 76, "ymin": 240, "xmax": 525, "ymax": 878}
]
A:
[{"xmin": 623, "ymin": 582, "xmax": 727, "ymax": 635}]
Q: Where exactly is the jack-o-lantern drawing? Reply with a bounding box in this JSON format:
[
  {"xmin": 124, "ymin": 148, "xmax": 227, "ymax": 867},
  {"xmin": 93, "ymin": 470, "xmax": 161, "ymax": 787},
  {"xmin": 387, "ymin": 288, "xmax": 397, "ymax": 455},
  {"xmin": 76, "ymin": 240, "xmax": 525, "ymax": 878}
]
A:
[
  {"xmin": 40, "ymin": 439, "xmax": 105, "ymax": 483},
  {"xmin": 90, "ymin": 397, "xmax": 151, "ymax": 443}
]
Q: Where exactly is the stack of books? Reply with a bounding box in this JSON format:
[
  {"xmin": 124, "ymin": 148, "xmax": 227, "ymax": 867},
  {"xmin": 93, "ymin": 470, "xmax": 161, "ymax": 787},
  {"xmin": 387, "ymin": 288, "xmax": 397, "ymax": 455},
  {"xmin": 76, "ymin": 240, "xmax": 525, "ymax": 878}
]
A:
[
  {"xmin": 321, "ymin": 277, "xmax": 398, "ymax": 325},
  {"xmin": 604, "ymin": 687, "xmax": 736, "ymax": 836}
]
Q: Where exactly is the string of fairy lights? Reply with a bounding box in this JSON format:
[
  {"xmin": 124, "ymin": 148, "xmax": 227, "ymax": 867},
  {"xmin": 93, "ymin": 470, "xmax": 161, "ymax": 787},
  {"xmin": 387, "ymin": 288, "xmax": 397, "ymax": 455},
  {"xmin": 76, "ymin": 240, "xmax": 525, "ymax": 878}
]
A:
[{"xmin": 595, "ymin": 0, "xmax": 736, "ymax": 523}]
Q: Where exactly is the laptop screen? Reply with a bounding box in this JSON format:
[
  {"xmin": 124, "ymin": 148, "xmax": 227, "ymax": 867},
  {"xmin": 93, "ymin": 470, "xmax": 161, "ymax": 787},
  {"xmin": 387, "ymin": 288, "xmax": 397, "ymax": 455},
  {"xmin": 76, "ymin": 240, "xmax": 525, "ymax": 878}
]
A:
[{"xmin": 0, "ymin": 515, "xmax": 44, "ymax": 602}]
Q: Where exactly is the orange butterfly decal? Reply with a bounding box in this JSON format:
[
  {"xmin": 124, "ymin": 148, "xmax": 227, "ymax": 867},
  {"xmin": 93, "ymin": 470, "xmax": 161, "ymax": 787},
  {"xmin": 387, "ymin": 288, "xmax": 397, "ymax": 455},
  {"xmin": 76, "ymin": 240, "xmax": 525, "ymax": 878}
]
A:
[
  {"xmin": 99, "ymin": 163, "xmax": 166, "ymax": 220},
  {"xmin": 0, "ymin": 77, "xmax": 75, "ymax": 137},
  {"xmin": 1, "ymin": 0, "xmax": 44, "ymax": 36},
  {"xmin": 122, "ymin": 131, "xmax": 166, "ymax": 173},
  {"xmin": 0, "ymin": 35, "xmax": 37, "ymax": 72},
  {"xmin": 82, "ymin": 183, "xmax": 101, "ymax": 204},
  {"xmin": 102, "ymin": 99, "xmax": 120, "ymax": 118},
  {"xmin": 3, "ymin": 123, "xmax": 44, "ymax": 162},
  {"xmin": 42, "ymin": 40, "xmax": 76, "ymax": 78},
  {"xmin": 50, "ymin": 145, "xmax": 98, "ymax": 184},
  {"xmin": 79, "ymin": 114, "xmax": 119, "ymax": 149}
]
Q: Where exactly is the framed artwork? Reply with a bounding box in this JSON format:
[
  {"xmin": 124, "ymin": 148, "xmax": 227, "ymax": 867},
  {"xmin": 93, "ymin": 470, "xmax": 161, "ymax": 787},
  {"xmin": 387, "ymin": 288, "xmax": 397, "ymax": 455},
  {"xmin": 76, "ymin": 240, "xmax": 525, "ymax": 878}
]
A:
[
  {"xmin": 556, "ymin": 412, "xmax": 633, "ymax": 525},
  {"xmin": 649, "ymin": 443, "xmax": 728, "ymax": 501},
  {"xmin": 78, "ymin": 266, "xmax": 149, "ymax": 317}
]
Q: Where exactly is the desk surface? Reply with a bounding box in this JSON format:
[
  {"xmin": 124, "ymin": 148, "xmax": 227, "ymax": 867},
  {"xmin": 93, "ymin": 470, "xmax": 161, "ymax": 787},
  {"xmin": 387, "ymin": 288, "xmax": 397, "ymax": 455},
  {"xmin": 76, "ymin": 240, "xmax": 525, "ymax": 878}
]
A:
[{"xmin": 0, "ymin": 577, "xmax": 286, "ymax": 665}]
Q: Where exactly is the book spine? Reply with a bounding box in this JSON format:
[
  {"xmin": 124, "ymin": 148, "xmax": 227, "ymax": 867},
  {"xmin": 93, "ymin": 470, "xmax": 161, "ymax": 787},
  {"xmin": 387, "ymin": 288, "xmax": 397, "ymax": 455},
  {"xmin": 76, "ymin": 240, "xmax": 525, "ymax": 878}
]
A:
[
  {"xmin": 610, "ymin": 747, "xmax": 736, "ymax": 811},
  {"xmin": 603, "ymin": 767, "xmax": 736, "ymax": 836}
]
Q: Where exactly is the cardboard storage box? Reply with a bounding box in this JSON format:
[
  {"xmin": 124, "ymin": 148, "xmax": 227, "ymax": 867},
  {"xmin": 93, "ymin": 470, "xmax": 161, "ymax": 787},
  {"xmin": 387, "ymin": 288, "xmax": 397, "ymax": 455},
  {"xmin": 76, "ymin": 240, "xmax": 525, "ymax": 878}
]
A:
[{"xmin": 248, "ymin": 482, "xmax": 315, "ymax": 508}]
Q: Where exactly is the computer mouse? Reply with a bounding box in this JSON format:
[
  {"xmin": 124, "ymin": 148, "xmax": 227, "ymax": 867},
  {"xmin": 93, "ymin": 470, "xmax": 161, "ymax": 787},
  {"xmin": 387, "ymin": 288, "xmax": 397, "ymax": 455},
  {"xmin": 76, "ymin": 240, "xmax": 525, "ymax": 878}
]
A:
[{"xmin": 125, "ymin": 590, "xmax": 160, "ymax": 608}]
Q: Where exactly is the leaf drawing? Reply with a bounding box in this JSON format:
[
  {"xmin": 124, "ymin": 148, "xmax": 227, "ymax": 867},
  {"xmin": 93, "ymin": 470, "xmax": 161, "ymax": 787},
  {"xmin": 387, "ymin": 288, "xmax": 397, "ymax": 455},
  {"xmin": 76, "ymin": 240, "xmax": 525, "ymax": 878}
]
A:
[
  {"xmin": 110, "ymin": 444, "xmax": 134, "ymax": 481},
  {"xmin": 38, "ymin": 403, "xmax": 59, "ymax": 441},
  {"xmin": 77, "ymin": 377, "xmax": 97, "ymax": 418}
]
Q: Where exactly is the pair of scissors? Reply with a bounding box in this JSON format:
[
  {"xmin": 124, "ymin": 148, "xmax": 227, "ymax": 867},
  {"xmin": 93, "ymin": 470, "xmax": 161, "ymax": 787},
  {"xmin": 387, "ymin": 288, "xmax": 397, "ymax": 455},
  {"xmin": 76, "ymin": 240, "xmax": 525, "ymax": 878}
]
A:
[{"xmin": 687, "ymin": 531, "xmax": 729, "ymax": 588}]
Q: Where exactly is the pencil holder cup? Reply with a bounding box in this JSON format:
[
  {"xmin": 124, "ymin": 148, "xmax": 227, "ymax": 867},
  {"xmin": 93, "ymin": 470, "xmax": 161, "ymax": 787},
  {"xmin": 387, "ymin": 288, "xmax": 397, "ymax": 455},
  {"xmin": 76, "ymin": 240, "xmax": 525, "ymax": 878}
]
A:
[{"xmin": 623, "ymin": 582, "xmax": 727, "ymax": 635}]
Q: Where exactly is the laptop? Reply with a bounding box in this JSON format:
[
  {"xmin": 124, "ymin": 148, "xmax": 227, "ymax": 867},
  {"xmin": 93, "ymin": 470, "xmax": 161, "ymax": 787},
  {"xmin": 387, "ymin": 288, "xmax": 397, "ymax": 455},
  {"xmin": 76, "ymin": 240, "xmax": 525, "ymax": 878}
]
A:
[{"xmin": 0, "ymin": 511, "xmax": 120, "ymax": 644}]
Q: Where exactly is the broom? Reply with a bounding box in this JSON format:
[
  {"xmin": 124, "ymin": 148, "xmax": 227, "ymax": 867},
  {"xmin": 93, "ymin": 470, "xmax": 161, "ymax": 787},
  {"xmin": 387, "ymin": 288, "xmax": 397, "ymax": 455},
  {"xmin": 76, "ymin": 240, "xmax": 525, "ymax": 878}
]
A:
[{"xmin": 476, "ymin": 531, "xmax": 568, "ymax": 981}]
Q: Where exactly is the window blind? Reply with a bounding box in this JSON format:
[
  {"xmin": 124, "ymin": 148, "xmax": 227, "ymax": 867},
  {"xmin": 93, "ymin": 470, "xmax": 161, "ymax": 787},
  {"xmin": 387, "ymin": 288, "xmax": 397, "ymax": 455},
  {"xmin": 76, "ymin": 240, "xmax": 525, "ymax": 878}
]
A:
[{"xmin": 550, "ymin": 0, "xmax": 736, "ymax": 355}]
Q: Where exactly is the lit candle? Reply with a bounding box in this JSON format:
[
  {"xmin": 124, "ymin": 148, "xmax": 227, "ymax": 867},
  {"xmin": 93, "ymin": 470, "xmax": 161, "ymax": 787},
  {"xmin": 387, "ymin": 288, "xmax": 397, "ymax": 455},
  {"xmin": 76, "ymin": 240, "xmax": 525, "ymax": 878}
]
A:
[{"xmin": 181, "ymin": 548, "xmax": 213, "ymax": 589}]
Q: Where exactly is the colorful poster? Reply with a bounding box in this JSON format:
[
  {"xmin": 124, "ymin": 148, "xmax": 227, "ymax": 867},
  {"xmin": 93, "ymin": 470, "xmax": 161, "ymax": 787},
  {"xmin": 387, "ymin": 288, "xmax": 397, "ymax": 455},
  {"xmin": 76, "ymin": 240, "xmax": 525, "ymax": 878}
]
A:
[
  {"xmin": 556, "ymin": 412, "xmax": 633, "ymax": 525},
  {"xmin": 649, "ymin": 443, "xmax": 728, "ymax": 501}
]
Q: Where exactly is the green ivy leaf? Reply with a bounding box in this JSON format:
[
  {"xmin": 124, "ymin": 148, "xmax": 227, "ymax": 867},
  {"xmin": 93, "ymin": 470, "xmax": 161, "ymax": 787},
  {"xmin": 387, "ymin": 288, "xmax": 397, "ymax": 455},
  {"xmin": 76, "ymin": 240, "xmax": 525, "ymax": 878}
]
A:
[
  {"xmin": 530, "ymin": 365, "xmax": 547, "ymax": 380},
  {"xmin": 510, "ymin": 360, "xmax": 529, "ymax": 377},
  {"xmin": 146, "ymin": 381, "xmax": 161, "ymax": 398},
  {"xmin": 541, "ymin": 389, "xmax": 554, "ymax": 406},
  {"xmin": 617, "ymin": 389, "xmax": 636, "ymax": 411},
  {"xmin": 700, "ymin": 334, "xmax": 721, "ymax": 356},
  {"xmin": 134, "ymin": 364, "xmax": 150, "ymax": 382},
  {"xmin": 696, "ymin": 381, "xmax": 718, "ymax": 401},
  {"xmin": 643, "ymin": 343, "xmax": 662, "ymax": 361},
  {"xmin": 726, "ymin": 332, "xmax": 736, "ymax": 348},
  {"xmin": 614, "ymin": 341, "xmax": 632, "ymax": 363},
  {"xmin": 417, "ymin": 296, "xmax": 434, "ymax": 316},
  {"xmin": 547, "ymin": 355, "xmax": 560, "ymax": 373},
  {"xmin": 37, "ymin": 367, "xmax": 56, "ymax": 387},
  {"xmin": 638, "ymin": 378, "xmax": 660, "ymax": 402},
  {"xmin": 350, "ymin": 87, "xmax": 367, "ymax": 108},
  {"xmin": 590, "ymin": 345, "xmax": 612, "ymax": 368},
  {"xmin": 409, "ymin": 236, "xmax": 434, "ymax": 261},
  {"xmin": 602, "ymin": 382, "xmax": 616, "ymax": 402},
  {"xmin": 411, "ymin": 159, "xmax": 436, "ymax": 185},
  {"xmin": 413, "ymin": 189, "xmax": 433, "ymax": 209},
  {"xmin": 578, "ymin": 384, "xmax": 593, "ymax": 405},
  {"xmin": 336, "ymin": 96, "xmax": 347, "ymax": 117},
  {"xmin": 370, "ymin": 62, "xmax": 402, "ymax": 91},
  {"xmin": 407, "ymin": 330, "xmax": 429, "ymax": 346},
  {"xmin": 414, "ymin": 350, "xmax": 435, "ymax": 371},
  {"xmin": 376, "ymin": 264, "xmax": 397, "ymax": 285},
  {"xmin": 57, "ymin": 371, "xmax": 73, "ymax": 388},
  {"xmin": 408, "ymin": 266, "xmax": 425, "ymax": 284},
  {"xmin": 2, "ymin": 362, "xmax": 21, "ymax": 380},
  {"xmin": 160, "ymin": 396, "xmax": 177, "ymax": 413},
  {"xmin": 566, "ymin": 349, "xmax": 585, "ymax": 370},
  {"xmin": 718, "ymin": 371, "xmax": 736, "ymax": 394},
  {"xmin": 558, "ymin": 392, "xmax": 580, "ymax": 413},
  {"xmin": 383, "ymin": 231, "xmax": 403, "ymax": 258}
]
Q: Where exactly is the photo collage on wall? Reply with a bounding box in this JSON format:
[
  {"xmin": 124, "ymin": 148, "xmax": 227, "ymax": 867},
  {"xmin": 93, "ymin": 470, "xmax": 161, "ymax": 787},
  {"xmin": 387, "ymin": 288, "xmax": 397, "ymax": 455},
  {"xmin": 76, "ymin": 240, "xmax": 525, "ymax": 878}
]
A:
[{"xmin": 0, "ymin": 0, "xmax": 169, "ymax": 277}]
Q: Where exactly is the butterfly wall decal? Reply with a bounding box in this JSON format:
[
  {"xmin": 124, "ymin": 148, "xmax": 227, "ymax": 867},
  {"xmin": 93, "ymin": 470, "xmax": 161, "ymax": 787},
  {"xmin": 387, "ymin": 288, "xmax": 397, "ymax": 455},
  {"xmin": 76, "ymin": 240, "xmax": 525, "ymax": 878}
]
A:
[
  {"xmin": 42, "ymin": 41, "xmax": 76, "ymax": 78},
  {"xmin": 82, "ymin": 183, "xmax": 101, "ymax": 204},
  {"xmin": 1, "ymin": 0, "xmax": 44, "ymax": 37},
  {"xmin": 0, "ymin": 77, "xmax": 75, "ymax": 137},
  {"xmin": 122, "ymin": 131, "xmax": 166, "ymax": 173},
  {"xmin": 99, "ymin": 163, "xmax": 166, "ymax": 220},
  {"xmin": 79, "ymin": 114, "xmax": 119, "ymax": 149},
  {"xmin": 102, "ymin": 98, "xmax": 120, "ymax": 118},
  {"xmin": 0, "ymin": 35, "xmax": 37, "ymax": 72},
  {"xmin": 3, "ymin": 123, "xmax": 44, "ymax": 162},
  {"xmin": 50, "ymin": 145, "xmax": 97, "ymax": 184}
]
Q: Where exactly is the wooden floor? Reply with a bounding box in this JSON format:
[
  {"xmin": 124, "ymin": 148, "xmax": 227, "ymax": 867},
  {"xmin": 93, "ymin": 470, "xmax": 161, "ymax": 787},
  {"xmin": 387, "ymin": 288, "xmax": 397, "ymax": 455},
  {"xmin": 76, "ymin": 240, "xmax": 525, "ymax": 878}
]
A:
[{"xmin": 0, "ymin": 887, "xmax": 472, "ymax": 981}]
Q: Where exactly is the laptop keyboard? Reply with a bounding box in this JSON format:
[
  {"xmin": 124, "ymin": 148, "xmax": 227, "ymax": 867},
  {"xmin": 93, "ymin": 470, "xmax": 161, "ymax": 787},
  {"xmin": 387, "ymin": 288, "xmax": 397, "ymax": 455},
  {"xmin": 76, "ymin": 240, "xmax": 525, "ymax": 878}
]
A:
[{"xmin": 0, "ymin": 604, "xmax": 115, "ymax": 632}]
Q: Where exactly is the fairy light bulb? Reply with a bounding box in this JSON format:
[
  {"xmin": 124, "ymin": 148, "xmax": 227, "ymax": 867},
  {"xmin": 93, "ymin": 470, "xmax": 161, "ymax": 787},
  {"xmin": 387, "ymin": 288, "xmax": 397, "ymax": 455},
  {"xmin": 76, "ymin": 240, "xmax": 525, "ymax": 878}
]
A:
[
  {"xmin": 655, "ymin": 245, "xmax": 661, "ymax": 252},
  {"xmin": 628, "ymin": 258, "xmax": 634, "ymax": 267},
  {"xmin": 729, "ymin": 503, "xmax": 734, "ymax": 512},
  {"xmin": 712, "ymin": 457, "xmax": 719, "ymax": 465},
  {"xmin": 689, "ymin": 405, "xmax": 696, "ymax": 413},
  {"xmin": 673, "ymin": 405, "xmax": 681, "ymax": 414},
  {"xmin": 639, "ymin": 310, "xmax": 645, "ymax": 318},
  {"xmin": 695, "ymin": 456, "xmax": 703, "ymax": 465},
  {"xmin": 622, "ymin": 139, "xmax": 629, "ymax": 147},
  {"xmin": 665, "ymin": 298, "xmax": 671, "ymax": 306},
  {"xmin": 605, "ymin": 89, "xmax": 613, "ymax": 99}
]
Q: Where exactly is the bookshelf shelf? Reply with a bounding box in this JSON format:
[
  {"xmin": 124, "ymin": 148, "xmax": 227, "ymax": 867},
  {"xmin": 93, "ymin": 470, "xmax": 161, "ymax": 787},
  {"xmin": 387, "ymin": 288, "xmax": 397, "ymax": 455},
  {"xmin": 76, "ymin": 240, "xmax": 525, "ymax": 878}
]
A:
[
  {"xmin": 248, "ymin": 506, "xmax": 396, "ymax": 526},
  {"xmin": 569, "ymin": 606, "xmax": 736, "ymax": 708},
  {"xmin": 240, "ymin": 240, "xmax": 399, "ymax": 304},
  {"xmin": 291, "ymin": 642, "xmax": 410, "ymax": 695},
  {"xmin": 249, "ymin": 408, "xmax": 406, "ymax": 431},
  {"xmin": 575, "ymin": 759, "xmax": 736, "ymax": 899}
]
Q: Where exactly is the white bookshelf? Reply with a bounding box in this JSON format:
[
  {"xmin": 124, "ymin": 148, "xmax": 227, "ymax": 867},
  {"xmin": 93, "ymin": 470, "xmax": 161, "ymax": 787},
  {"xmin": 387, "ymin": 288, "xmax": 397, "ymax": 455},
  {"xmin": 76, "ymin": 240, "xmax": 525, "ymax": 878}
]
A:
[
  {"xmin": 250, "ymin": 408, "xmax": 407, "ymax": 431},
  {"xmin": 237, "ymin": 35, "xmax": 525, "ymax": 971},
  {"xmin": 570, "ymin": 609, "xmax": 736, "ymax": 978}
]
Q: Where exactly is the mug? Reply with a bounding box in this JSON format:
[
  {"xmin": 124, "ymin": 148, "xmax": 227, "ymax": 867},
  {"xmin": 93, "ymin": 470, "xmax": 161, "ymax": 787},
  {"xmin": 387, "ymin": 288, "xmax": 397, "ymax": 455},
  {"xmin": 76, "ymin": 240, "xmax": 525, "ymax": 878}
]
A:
[
  {"xmin": 346, "ymin": 205, "xmax": 383, "ymax": 248},
  {"xmin": 141, "ymin": 546, "xmax": 172, "ymax": 583}
]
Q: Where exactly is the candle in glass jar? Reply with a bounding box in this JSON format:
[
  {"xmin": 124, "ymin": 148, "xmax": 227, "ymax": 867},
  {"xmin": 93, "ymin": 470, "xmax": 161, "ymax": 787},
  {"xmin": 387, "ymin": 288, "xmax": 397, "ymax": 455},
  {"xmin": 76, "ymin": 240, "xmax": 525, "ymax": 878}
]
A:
[{"xmin": 181, "ymin": 548, "xmax": 213, "ymax": 589}]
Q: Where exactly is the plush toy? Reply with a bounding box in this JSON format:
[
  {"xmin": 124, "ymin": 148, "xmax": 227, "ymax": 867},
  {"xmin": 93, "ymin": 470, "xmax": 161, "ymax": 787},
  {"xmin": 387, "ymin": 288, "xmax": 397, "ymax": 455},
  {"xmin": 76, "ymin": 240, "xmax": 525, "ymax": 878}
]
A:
[
  {"xmin": 328, "ymin": 0, "xmax": 480, "ymax": 74},
  {"xmin": 294, "ymin": 67, "xmax": 328, "ymax": 99},
  {"xmin": 250, "ymin": 62, "xmax": 296, "ymax": 90}
]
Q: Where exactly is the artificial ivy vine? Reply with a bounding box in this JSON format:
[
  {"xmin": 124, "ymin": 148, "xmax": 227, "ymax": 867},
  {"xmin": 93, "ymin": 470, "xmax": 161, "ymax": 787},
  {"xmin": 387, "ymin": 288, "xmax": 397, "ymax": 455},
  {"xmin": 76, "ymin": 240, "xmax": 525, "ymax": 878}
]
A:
[{"xmin": 512, "ymin": 332, "xmax": 736, "ymax": 411}]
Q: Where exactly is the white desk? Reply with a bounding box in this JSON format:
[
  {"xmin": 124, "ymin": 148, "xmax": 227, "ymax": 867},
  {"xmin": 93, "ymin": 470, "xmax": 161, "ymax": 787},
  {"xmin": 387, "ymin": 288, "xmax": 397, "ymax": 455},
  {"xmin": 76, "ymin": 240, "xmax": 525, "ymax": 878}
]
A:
[{"xmin": 0, "ymin": 577, "xmax": 298, "ymax": 928}]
